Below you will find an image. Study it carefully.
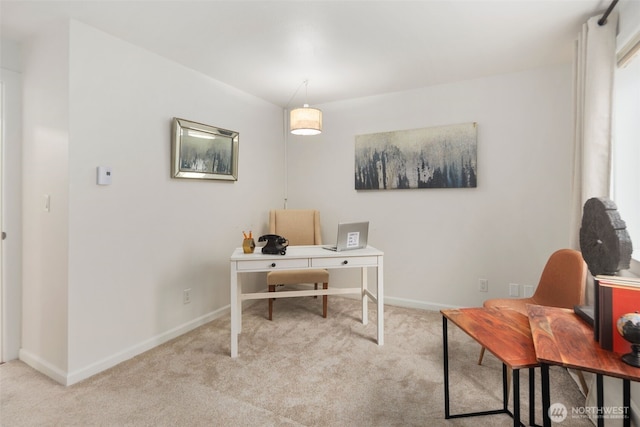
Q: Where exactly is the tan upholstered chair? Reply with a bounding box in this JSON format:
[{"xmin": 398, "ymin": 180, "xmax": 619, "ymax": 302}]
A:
[
  {"xmin": 478, "ymin": 249, "xmax": 587, "ymax": 364},
  {"xmin": 266, "ymin": 209, "xmax": 329, "ymax": 320}
]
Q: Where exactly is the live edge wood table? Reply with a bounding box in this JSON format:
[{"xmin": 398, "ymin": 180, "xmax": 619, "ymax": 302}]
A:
[
  {"xmin": 441, "ymin": 307, "xmax": 540, "ymax": 427},
  {"xmin": 527, "ymin": 304, "xmax": 640, "ymax": 427}
]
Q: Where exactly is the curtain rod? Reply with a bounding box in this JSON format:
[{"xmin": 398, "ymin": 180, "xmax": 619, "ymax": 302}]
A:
[{"xmin": 598, "ymin": 0, "xmax": 619, "ymax": 26}]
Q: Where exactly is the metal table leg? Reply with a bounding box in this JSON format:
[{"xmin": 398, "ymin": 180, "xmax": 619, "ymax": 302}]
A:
[
  {"xmin": 513, "ymin": 369, "xmax": 520, "ymax": 427},
  {"xmin": 529, "ymin": 367, "xmax": 536, "ymax": 426},
  {"xmin": 597, "ymin": 374, "xmax": 604, "ymax": 427},
  {"xmin": 443, "ymin": 316, "xmax": 451, "ymax": 419},
  {"xmin": 442, "ymin": 315, "xmax": 525, "ymax": 425},
  {"xmin": 624, "ymin": 379, "xmax": 631, "ymax": 427},
  {"xmin": 541, "ymin": 363, "xmax": 551, "ymax": 427}
]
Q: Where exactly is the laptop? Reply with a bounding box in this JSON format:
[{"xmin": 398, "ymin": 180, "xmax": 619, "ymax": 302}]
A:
[{"xmin": 323, "ymin": 221, "xmax": 369, "ymax": 251}]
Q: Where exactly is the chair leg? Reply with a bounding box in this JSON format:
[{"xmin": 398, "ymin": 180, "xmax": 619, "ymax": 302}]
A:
[
  {"xmin": 576, "ymin": 369, "xmax": 589, "ymax": 395},
  {"xmin": 479, "ymin": 347, "xmax": 511, "ymax": 404},
  {"xmin": 314, "ymin": 283, "xmax": 318, "ymax": 298},
  {"xmin": 268, "ymin": 284, "xmax": 275, "ymax": 320},
  {"xmin": 322, "ymin": 282, "xmax": 328, "ymax": 318}
]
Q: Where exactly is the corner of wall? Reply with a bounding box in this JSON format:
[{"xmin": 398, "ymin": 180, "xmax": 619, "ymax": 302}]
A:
[{"xmin": 20, "ymin": 19, "xmax": 71, "ymax": 377}]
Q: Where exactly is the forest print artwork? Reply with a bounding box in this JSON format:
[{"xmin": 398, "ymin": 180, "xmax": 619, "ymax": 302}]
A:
[{"xmin": 355, "ymin": 122, "xmax": 477, "ymax": 190}]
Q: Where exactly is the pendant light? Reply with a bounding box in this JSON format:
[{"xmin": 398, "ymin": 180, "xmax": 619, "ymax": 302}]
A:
[{"xmin": 290, "ymin": 80, "xmax": 322, "ymax": 136}]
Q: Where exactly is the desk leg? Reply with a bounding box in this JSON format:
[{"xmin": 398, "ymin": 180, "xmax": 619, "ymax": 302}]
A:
[
  {"xmin": 443, "ymin": 316, "xmax": 451, "ymax": 419},
  {"xmin": 230, "ymin": 263, "xmax": 239, "ymax": 358},
  {"xmin": 541, "ymin": 363, "xmax": 550, "ymax": 427},
  {"xmin": 361, "ymin": 266, "xmax": 368, "ymax": 325},
  {"xmin": 237, "ymin": 274, "xmax": 243, "ymax": 333},
  {"xmin": 377, "ymin": 256, "xmax": 384, "ymax": 346}
]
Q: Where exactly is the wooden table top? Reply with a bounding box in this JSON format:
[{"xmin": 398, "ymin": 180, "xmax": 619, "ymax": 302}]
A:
[
  {"xmin": 441, "ymin": 307, "xmax": 538, "ymax": 369},
  {"xmin": 527, "ymin": 304, "xmax": 640, "ymax": 382}
]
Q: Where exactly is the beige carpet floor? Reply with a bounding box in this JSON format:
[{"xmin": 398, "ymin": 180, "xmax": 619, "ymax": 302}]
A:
[{"xmin": 1, "ymin": 296, "xmax": 592, "ymax": 426}]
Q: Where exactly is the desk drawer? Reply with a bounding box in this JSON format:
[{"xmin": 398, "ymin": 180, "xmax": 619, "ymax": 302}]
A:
[
  {"xmin": 311, "ymin": 256, "xmax": 378, "ymax": 268},
  {"xmin": 236, "ymin": 258, "xmax": 309, "ymax": 271}
]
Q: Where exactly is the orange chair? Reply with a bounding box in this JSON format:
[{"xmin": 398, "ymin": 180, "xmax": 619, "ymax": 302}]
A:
[
  {"xmin": 478, "ymin": 249, "xmax": 587, "ymax": 364},
  {"xmin": 477, "ymin": 248, "xmax": 588, "ymax": 396},
  {"xmin": 266, "ymin": 209, "xmax": 329, "ymax": 320}
]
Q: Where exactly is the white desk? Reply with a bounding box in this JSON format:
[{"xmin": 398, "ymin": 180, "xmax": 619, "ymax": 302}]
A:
[{"xmin": 229, "ymin": 245, "xmax": 384, "ymax": 357}]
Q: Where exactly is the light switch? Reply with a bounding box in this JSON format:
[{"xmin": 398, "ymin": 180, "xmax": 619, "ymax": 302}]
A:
[{"xmin": 97, "ymin": 166, "xmax": 112, "ymax": 185}]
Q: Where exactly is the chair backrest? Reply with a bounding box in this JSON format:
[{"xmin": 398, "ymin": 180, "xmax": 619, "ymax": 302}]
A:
[
  {"xmin": 269, "ymin": 209, "xmax": 322, "ymax": 246},
  {"xmin": 533, "ymin": 249, "xmax": 587, "ymax": 309}
]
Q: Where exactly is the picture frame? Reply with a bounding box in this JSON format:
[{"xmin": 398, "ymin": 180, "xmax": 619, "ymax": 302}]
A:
[{"xmin": 171, "ymin": 117, "xmax": 239, "ymax": 181}]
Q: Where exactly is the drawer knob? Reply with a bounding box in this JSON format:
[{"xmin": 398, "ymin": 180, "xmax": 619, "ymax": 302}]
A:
[
  {"xmin": 342, "ymin": 260, "xmax": 348, "ymax": 265},
  {"xmin": 270, "ymin": 263, "xmax": 276, "ymax": 268}
]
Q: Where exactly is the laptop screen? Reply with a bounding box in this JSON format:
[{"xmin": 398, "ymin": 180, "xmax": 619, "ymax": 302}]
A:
[{"xmin": 335, "ymin": 221, "xmax": 369, "ymax": 251}]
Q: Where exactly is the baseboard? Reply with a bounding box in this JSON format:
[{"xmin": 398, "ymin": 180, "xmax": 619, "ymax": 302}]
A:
[
  {"xmin": 331, "ymin": 293, "xmax": 458, "ymax": 312},
  {"xmin": 20, "ymin": 306, "xmax": 229, "ymax": 386},
  {"xmin": 384, "ymin": 295, "xmax": 460, "ymax": 312},
  {"xmin": 18, "ymin": 348, "xmax": 68, "ymax": 385}
]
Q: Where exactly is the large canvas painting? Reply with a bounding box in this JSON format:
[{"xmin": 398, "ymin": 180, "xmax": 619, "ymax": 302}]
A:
[{"xmin": 355, "ymin": 122, "xmax": 477, "ymax": 190}]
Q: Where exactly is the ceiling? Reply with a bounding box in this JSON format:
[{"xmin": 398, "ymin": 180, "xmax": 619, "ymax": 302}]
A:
[{"xmin": 1, "ymin": 0, "xmax": 611, "ymax": 107}]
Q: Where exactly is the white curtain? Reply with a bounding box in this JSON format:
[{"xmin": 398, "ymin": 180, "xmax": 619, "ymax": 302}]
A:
[
  {"xmin": 570, "ymin": 11, "xmax": 619, "ymax": 260},
  {"xmin": 568, "ymin": 11, "xmax": 636, "ymax": 427}
]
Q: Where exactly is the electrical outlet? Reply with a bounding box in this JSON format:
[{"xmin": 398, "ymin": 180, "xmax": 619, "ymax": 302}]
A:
[
  {"xmin": 479, "ymin": 279, "xmax": 488, "ymax": 292},
  {"xmin": 523, "ymin": 285, "xmax": 534, "ymax": 298},
  {"xmin": 509, "ymin": 283, "xmax": 520, "ymax": 297},
  {"xmin": 183, "ymin": 288, "xmax": 191, "ymax": 304}
]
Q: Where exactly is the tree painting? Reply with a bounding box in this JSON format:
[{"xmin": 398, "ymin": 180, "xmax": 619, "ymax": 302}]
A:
[
  {"xmin": 180, "ymin": 134, "xmax": 233, "ymax": 175},
  {"xmin": 355, "ymin": 122, "xmax": 477, "ymax": 190}
]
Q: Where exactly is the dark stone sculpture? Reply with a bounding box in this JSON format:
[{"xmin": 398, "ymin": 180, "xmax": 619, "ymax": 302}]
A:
[{"xmin": 579, "ymin": 197, "xmax": 633, "ymax": 276}]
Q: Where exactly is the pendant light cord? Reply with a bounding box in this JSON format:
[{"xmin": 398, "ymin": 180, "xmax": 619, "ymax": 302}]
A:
[
  {"xmin": 282, "ymin": 79, "xmax": 307, "ymax": 209},
  {"xmin": 283, "ymin": 78, "xmax": 313, "ymax": 209},
  {"xmin": 285, "ymin": 79, "xmax": 309, "ymax": 108}
]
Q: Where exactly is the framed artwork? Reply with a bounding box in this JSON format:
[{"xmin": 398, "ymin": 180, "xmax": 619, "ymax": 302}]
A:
[
  {"xmin": 171, "ymin": 117, "xmax": 239, "ymax": 181},
  {"xmin": 355, "ymin": 122, "xmax": 477, "ymax": 190}
]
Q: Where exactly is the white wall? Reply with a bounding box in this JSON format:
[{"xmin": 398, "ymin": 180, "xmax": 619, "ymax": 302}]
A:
[
  {"xmin": 287, "ymin": 65, "xmax": 574, "ymax": 309},
  {"xmin": 1, "ymin": 39, "xmax": 23, "ymax": 361},
  {"xmin": 20, "ymin": 20, "xmax": 285, "ymax": 384},
  {"xmin": 20, "ymin": 21, "xmax": 71, "ymax": 379}
]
